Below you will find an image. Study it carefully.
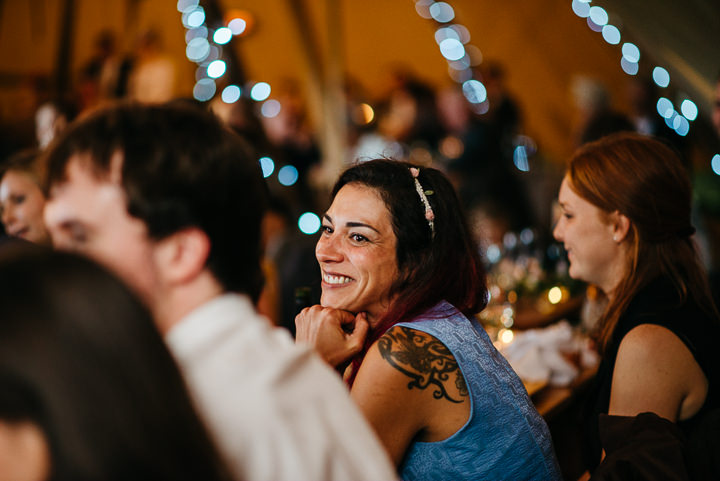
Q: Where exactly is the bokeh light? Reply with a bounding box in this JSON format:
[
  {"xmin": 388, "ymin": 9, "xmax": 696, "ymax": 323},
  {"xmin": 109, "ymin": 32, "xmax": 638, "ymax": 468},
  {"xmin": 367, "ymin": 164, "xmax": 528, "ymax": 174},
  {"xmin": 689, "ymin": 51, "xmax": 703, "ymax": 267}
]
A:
[
  {"xmin": 259, "ymin": 156, "xmax": 274, "ymax": 178},
  {"xmin": 213, "ymin": 27, "xmax": 232, "ymax": 45},
  {"xmin": 462, "ymin": 79, "xmax": 487, "ymax": 104},
  {"xmin": 601, "ymin": 25, "xmax": 621, "ymax": 45},
  {"xmin": 177, "ymin": 0, "xmax": 199, "ymax": 13},
  {"xmin": 250, "ymin": 82, "xmax": 271, "ymax": 101},
  {"xmin": 652, "ymin": 67, "xmax": 670, "ymax": 88},
  {"xmin": 571, "ymin": 0, "xmax": 591, "ymax": 18},
  {"xmin": 620, "ymin": 57, "xmax": 639, "ymax": 75},
  {"xmin": 186, "ymin": 37, "xmax": 210, "ymax": 62},
  {"xmin": 439, "ymin": 38, "xmax": 465, "ymax": 61},
  {"xmin": 228, "ymin": 18, "xmax": 247, "ymax": 35},
  {"xmin": 712, "ymin": 154, "xmax": 720, "ymax": 176},
  {"xmin": 429, "ymin": 2, "xmax": 455, "ymax": 23},
  {"xmin": 278, "ymin": 165, "xmax": 299, "ymax": 186},
  {"xmin": 680, "ymin": 99, "xmax": 698, "ymax": 121},
  {"xmin": 207, "ymin": 59, "xmax": 226, "ymax": 78},
  {"xmin": 656, "ymin": 97, "xmax": 673, "ymax": 118},
  {"xmin": 221, "ymin": 85, "xmax": 241, "ymax": 103},
  {"xmin": 298, "ymin": 212, "xmax": 321, "ymax": 235},
  {"xmin": 622, "ymin": 42, "xmax": 640, "ymax": 62},
  {"xmin": 193, "ymin": 78, "xmax": 216, "ymax": 102},
  {"xmin": 588, "ymin": 6, "xmax": 609, "ymax": 26},
  {"xmin": 261, "ymin": 99, "xmax": 281, "ymax": 118}
]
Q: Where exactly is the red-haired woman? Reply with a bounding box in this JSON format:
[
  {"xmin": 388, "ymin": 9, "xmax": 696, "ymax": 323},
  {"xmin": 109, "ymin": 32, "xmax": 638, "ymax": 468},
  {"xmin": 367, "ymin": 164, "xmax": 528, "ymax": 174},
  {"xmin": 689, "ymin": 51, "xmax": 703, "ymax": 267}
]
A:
[
  {"xmin": 553, "ymin": 132, "xmax": 720, "ymax": 478},
  {"xmin": 296, "ymin": 159, "xmax": 560, "ymax": 480}
]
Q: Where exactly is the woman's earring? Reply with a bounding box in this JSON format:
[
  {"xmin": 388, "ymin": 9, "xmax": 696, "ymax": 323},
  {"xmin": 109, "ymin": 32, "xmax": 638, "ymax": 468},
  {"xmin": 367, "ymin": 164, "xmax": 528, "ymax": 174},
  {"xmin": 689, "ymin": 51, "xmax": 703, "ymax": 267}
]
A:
[{"xmin": 613, "ymin": 234, "xmax": 619, "ymax": 242}]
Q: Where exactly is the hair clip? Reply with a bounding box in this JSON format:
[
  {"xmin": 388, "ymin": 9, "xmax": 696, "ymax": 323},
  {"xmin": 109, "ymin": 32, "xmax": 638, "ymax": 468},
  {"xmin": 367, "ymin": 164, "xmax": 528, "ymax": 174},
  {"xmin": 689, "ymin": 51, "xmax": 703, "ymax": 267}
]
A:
[{"xmin": 410, "ymin": 167, "xmax": 435, "ymax": 238}]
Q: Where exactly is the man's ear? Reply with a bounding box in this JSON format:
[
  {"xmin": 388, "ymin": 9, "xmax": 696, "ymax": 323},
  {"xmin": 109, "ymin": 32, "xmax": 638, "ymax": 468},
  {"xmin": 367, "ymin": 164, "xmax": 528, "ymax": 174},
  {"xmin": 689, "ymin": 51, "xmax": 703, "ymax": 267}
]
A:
[
  {"xmin": 611, "ymin": 211, "xmax": 631, "ymax": 243},
  {"xmin": 154, "ymin": 227, "xmax": 210, "ymax": 285}
]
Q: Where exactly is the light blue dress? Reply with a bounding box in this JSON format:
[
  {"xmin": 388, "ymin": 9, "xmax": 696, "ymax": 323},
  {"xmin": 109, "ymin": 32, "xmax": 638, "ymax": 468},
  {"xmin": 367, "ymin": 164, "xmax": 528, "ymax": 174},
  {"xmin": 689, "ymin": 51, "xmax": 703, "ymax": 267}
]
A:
[{"xmin": 396, "ymin": 301, "xmax": 561, "ymax": 481}]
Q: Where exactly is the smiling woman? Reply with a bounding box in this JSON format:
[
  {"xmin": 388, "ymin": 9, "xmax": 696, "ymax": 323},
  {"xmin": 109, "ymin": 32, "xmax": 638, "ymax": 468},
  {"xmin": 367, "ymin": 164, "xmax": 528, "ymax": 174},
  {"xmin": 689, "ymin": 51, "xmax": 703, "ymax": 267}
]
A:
[{"xmin": 296, "ymin": 159, "xmax": 561, "ymax": 480}]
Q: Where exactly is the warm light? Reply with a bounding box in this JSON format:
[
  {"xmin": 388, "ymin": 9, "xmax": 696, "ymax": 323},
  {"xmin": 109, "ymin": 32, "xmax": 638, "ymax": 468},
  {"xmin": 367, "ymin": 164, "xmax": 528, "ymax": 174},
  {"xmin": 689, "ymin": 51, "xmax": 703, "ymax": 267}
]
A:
[
  {"xmin": 499, "ymin": 328, "xmax": 515, "ymax": 344},
  {"xmin": 356, "ymin": 103, "xmax": 375, "ymax": 124},
  {"xmin": 439, "ymin": 136, "xmax": 464, "ymax": 158},
  {"xmin": 548, "ymin": 286, "xmax": 563, "ymax": 305}
]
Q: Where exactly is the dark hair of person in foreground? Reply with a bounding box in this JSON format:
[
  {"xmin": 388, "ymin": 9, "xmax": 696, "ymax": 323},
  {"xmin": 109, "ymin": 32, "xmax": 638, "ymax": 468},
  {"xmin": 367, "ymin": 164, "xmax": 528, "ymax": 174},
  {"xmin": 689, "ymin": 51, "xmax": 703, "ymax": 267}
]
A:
[{"xmin": 0, "ymin": 245, "xmax": 232, "ymax": 481}]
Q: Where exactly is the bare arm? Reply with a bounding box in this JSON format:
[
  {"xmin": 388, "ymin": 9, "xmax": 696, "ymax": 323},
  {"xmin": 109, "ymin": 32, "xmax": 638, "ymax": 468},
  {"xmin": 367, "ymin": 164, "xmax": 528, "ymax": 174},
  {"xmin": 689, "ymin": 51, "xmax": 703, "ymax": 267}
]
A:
[
  {"xmin": 350, "ymin": 326, "xmax": 470, "ymax": 466},
  {"xmin": 608, "ymin": 323, "xmax": 708, "ymax": 422}
]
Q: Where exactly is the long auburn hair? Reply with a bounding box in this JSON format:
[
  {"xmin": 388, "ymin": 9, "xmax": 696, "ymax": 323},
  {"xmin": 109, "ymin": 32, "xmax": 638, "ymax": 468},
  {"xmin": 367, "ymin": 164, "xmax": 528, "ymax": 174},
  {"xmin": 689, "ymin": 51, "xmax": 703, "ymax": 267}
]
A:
[
  {"xmin": 567, "ymin": 132, "xmax": 718, "ymax": 352},
  {"xmin": 330, "ymin": 159, "xmax": 488, "ymax": 383}
]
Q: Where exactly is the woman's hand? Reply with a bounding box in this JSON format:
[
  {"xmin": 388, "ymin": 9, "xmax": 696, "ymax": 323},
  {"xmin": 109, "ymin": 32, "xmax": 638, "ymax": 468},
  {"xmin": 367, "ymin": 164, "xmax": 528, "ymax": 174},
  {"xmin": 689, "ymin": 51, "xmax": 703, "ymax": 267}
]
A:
[{"xmin": 295, "ymin": 305, "xmax": 369, "ymax": 367}]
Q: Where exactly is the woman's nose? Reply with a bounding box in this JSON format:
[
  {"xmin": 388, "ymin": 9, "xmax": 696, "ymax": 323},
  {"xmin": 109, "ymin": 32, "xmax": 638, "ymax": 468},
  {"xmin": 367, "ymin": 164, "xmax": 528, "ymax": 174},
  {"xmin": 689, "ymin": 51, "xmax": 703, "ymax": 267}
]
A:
[
  {"xmin": 552, "ymin": 219, "xmax": 563, "ymax": 242},
  {"xmin": 316, "ymin": 235, "xmax": 343, "ymax": 263},
  {"xmin": 1, "ymin": 205, "xmax": 14, "ymax": 228}
]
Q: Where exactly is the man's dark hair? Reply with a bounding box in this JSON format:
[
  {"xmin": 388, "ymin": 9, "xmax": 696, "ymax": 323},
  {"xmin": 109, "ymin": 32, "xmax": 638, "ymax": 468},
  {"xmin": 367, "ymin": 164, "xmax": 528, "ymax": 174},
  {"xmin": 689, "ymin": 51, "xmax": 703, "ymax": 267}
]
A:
[{"xmin": 44, "ymin": 102, "xmax": 267, "ymax": 299}]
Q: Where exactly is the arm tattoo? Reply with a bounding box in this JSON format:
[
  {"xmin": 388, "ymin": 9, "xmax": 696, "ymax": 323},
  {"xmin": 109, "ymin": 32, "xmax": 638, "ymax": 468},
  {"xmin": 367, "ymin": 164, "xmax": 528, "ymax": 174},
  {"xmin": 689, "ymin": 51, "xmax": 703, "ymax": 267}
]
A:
[{"xmin": 378, "ymin": 326, "xmax": 468, "ymax": 403}]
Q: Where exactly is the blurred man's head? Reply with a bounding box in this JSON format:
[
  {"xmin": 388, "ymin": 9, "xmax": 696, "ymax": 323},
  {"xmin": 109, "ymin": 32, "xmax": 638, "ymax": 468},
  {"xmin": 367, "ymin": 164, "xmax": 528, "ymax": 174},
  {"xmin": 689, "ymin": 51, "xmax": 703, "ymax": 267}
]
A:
[{"xmin": 44, "ymin": 103, "xmax": 267, "ymax": 329}]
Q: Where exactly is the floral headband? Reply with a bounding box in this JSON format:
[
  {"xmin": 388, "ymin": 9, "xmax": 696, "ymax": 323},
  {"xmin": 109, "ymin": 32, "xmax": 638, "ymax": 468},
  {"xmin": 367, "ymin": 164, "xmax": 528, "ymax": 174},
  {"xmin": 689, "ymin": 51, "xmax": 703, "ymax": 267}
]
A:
[{"xmin": 410, "ymin": 167, "xmax": 435, "ymax": 238}]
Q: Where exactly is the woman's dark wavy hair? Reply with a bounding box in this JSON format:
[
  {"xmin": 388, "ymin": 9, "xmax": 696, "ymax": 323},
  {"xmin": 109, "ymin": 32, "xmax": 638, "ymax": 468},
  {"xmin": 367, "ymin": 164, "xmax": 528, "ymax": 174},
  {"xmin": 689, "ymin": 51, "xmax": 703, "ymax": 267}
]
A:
[
  {"xmin": 0, "ymin": 245, "xmax": 231, "ymax": 481},
  {"xmin": 331, "ymin": 159, "xmax": 487, "ymax": 381}
]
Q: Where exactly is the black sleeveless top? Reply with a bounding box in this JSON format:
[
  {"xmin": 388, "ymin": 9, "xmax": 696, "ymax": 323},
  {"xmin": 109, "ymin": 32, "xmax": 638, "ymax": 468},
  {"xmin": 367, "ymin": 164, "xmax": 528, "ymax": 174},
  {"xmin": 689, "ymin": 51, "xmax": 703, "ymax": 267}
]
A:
[{"xmin": 583, "ymin": 275, "xmax": 720, "ymax": 470}]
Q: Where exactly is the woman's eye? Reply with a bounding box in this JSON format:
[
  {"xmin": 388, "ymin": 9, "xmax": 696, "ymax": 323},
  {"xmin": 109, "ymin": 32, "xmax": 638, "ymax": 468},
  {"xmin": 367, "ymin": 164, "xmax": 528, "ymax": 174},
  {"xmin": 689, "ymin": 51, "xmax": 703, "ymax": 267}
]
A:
[
  {"xmin": 563, "ymin": 213, "xmax": 573, "ymax": 220},
  {"xmin": 350, "ymin": 233, "xmax": 368, "ymax": 243},
  {"xmin": 11, "ymin": 195, "xmax": 25, "ymax": 204},
  {"xmin": 321, "ymin": 225, "xmax": 333, "ymax": 234}
]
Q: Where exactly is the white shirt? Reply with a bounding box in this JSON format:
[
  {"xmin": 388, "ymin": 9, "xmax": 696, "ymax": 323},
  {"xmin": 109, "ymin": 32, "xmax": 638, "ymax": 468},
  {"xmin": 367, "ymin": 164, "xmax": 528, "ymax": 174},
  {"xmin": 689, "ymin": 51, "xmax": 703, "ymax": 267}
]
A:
[{"xmin": 166, "ymin": 293, "xmax": 396, "ymax": 481}]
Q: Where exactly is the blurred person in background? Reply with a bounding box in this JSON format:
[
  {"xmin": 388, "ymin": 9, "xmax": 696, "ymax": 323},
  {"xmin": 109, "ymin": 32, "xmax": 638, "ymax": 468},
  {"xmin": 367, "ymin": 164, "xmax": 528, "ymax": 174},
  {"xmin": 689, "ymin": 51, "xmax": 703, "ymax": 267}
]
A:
[
  {"xmin": 0, "ymin": 247, "xmax": 232, "ymax": 481},
  {"xmin": 0, "ymin": 150, "xmax": 50, "ymax": 245}
]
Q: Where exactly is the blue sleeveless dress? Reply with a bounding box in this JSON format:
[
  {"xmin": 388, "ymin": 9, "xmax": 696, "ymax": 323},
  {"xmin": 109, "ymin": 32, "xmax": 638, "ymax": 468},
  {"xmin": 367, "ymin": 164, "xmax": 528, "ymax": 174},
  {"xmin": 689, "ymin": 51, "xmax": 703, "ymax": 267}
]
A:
[{"xmin": 396, "ymin": 301, "xmax": 561, "ymax": 481}]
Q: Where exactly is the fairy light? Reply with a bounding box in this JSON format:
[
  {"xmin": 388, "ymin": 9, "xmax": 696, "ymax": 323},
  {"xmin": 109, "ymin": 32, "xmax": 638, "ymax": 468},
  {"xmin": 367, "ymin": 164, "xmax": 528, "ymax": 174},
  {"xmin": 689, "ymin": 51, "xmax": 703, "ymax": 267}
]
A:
[
  {"xmin": 414, "ymin": 0, "xmax": 488, "ymax": 114},
  {"xmin": 570, "ymin": 0, "xmax": 712, "ymax": 169}
]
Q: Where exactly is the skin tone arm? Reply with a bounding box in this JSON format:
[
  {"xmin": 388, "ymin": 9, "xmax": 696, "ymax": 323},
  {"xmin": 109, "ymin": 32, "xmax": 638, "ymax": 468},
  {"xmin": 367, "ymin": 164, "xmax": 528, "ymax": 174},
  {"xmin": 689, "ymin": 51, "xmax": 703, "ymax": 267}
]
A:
[
  {"xmin": 351, "ymin": 326, "xmax": 470, "ymax": 465},
  {"xmin": 296, "ymin": 311, "xmax": 470, "ymax": 466},
  {"xmin": 608, "ymin": 323, "xmax": 708, "ymax": 422}
]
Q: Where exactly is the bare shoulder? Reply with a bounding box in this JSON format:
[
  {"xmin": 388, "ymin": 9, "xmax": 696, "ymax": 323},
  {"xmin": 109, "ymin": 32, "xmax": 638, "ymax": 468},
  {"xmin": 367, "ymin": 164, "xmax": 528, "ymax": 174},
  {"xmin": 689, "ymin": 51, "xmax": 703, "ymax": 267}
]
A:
[
  {"xmin": 372, "ymin": 325, "xmax": 468, "ymax": 403},
  {"xmin": 610, "ymin": 323, "xmax": 707, "ymax": 421}
]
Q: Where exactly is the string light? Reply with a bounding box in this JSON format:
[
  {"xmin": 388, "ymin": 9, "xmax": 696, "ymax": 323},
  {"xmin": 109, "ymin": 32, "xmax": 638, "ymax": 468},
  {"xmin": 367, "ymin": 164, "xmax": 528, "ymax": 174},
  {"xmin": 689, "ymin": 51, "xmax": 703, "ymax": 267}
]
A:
[
  {"xmin": 413, "ymin": 1, "xmax": 488, "ymax": 114},
  {"xmin": 570, "ymin": 0, "xmax": 711, "ymax": 167}
]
